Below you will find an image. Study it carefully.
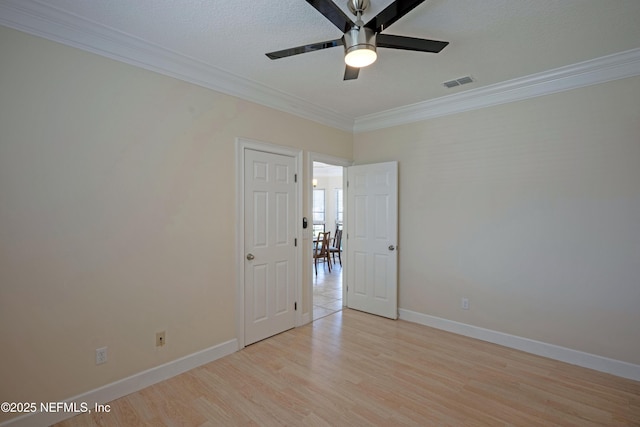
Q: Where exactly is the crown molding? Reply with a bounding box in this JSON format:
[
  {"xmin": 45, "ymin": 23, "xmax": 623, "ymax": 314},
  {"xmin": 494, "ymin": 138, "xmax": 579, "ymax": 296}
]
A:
[
  {"xmin": 2, "ymin": 0, "xmax": 639, "ymax": 135},
  {"xmin": 0, "ymin": 0, "xmax": 354, "ymax": 132},
  {"xmin": 354, "ymin": 47, "xmax": 640, "ymax": 133}
]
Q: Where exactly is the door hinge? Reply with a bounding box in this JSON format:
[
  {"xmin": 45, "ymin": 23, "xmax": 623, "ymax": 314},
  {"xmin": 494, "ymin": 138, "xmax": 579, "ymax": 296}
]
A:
[
  {"xmin": 347, "ymin": 180, "xmax": 349, "ymax": 188},
  {"xmin": 294, "ymin": 302, "xmax": 297, "ymax": 311},
  {"xmin": 294, "ymin": 173, "xmax": 297, "ymax": 183},
  {"xmin": 294, "ymin": 238, "xmax": 297, "ymax": 247}
]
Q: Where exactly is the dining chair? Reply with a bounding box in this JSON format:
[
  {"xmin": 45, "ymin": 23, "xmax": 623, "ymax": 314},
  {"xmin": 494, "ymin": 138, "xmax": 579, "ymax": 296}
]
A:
[
  {"xmin": 329, "ymin": 229, "xmax": 343, "ymax": 267},
  {"xmin": 313, "ymin": 231, "xmax": 332, "ymax": 275}
]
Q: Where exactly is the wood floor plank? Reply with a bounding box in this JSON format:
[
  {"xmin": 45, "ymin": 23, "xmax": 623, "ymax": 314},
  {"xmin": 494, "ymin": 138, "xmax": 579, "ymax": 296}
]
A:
[{"xmin": 55, "ymin": 309, "xmax": 640, "ymax": 426}]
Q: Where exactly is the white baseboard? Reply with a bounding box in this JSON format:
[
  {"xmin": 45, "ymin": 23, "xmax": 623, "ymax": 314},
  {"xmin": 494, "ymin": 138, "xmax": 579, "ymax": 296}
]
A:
[
  {"xmin": 2, "ymin": 339, "xmax": 238, "ymax": 427},
  {"xmin": 399, "ymin": 309, "xmax": 640, "ymax": 382}
]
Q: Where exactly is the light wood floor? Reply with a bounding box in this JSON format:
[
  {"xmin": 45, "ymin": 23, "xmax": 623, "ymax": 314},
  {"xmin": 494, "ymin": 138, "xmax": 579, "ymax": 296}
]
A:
[{"xmin": 57, "ymin": 309, "xmax": 640, "ymax": 426}]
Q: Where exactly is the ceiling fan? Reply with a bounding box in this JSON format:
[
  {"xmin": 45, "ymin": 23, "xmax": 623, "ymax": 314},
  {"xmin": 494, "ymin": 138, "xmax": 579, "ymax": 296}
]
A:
[{"xmin": 266, "ymin": 0, "xmax": 449, "ymax": 80}]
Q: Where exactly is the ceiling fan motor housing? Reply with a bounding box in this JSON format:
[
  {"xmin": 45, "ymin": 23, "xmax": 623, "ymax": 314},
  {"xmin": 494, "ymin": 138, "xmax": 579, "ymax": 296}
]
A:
[{"xmin": 343, "ymin": 26, "xmax": 377, "ymax": 58}]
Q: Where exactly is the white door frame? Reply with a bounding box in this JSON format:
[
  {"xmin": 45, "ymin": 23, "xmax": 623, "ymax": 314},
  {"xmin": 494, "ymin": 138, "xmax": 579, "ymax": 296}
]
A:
[
  {"xmin": 235, "ymin": 137, "xmax": 303, "ymax": 349},
  {"xmin": 308, "ymin": 152, "xmax": 352, "ymax": 319}
]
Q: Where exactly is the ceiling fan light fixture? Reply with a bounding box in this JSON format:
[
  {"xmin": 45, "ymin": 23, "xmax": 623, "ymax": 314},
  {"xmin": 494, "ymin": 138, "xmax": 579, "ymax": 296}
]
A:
[
  {"xmin": 345, "ymin": 47, "xmax": 377, "ymax": 68},
  {"xmin": 344, "ymin": 27, "xmax": 377, "ymax": 68}
]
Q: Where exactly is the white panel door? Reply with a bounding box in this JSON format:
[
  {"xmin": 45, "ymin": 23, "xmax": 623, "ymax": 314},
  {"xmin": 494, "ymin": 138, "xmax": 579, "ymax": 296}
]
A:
[
  {"xmin": 244, "ymin": 149, "xmax": 296, "ymax": 345},
  {"xmin": 346, "ymin": 161, "xmax": 398, "ymax": 319}
]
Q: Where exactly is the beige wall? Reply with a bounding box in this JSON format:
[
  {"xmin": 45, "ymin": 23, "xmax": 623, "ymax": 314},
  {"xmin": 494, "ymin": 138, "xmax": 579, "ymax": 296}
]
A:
[
  {"xmin": 354, "ymin": 76, "xmax": 640, "ymax": 365},
  {"xmin": 0, "ymin": 26, "xmax": 352, "ymax": 421}
]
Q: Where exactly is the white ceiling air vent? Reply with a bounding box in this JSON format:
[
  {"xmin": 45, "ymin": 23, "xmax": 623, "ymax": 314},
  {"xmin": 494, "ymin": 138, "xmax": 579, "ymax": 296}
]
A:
[{"xmin": 443, "ymin": 76, "xmax": 474, "ymax": 88}]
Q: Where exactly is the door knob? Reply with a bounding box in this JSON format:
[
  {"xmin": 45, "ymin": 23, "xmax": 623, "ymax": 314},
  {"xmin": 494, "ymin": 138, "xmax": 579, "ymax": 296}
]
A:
[
  {"xmin": 246, "ymin": 253, "xmax": 255, "ymax": 260},
  {"xmin": 388, "ymin": 245, "xmax": 395, "ymax": 251}
]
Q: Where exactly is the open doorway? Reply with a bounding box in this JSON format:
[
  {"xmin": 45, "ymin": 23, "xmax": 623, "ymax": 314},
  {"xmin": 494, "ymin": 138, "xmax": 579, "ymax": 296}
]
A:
[{"xmin": 312, "ymin": 161, "xmax": 344, "ymax": 321}]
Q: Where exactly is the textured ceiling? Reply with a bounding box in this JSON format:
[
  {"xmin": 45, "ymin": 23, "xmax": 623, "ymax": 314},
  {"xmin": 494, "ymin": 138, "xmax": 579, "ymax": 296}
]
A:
[{"xmin": 2, "ymin": 0, "xmax": 640, "ymax": 129}]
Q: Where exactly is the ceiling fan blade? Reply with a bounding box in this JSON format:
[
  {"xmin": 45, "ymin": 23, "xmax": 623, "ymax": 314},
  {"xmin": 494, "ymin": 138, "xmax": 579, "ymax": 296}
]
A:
[
  {"xmin": 377, "ymin": 34, "xmax": 448, "ymax": 53},
  {"xmin": 266, "ymin": 39, "xmax": 343, "ymax": 60},
  {"xmin": 365, "ymin": 0, "xmax": 426, "ymax": 33},
  {"xmin": 306, "ymin": 0, "xmax": 354, "ymax": 33},
  {"xmin": 343, "ymin": 65, "xmax": 359, "ymax": 80}
]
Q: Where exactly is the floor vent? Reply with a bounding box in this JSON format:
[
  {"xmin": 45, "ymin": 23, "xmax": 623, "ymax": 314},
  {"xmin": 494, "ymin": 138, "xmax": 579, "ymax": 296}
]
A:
[{"xmin": 443, "ymin": 76, "xmax": 474, "ymax": 88}]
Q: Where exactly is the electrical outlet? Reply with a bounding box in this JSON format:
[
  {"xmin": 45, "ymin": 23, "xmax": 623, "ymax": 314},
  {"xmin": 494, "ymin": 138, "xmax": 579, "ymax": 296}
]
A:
[
  {"xmin": 156, "ymin": 331, "xmax": 165, "ymax": 347},
  {"xmin": 461, "ymin": 297, "xmax": 470, "ymax": 310},
  {"xmin": 96, "ymin": 347, "xmax": 107, "ymax": 365}
]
